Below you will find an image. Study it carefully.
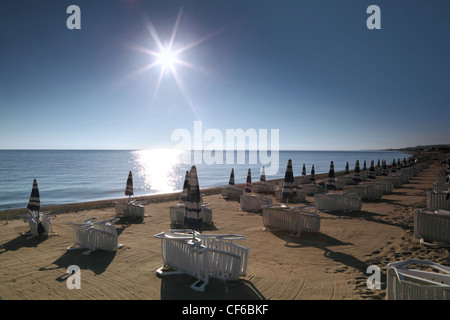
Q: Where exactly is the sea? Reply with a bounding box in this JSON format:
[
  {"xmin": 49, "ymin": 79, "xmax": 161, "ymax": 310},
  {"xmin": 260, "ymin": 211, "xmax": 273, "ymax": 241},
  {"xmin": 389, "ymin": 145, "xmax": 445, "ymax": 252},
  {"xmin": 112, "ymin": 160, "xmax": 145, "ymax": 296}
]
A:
[{"xmin": 0, "ymin": 149, "xmax": 413, "ymax": 211}]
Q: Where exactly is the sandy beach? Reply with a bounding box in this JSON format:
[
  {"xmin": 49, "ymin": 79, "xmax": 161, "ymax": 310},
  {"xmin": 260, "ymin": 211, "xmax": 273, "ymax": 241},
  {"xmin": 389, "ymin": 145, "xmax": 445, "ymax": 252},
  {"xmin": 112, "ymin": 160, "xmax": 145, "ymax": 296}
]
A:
[{"xmin": 0, "ymin": 159, "xmax": 448, "ymax": 301}]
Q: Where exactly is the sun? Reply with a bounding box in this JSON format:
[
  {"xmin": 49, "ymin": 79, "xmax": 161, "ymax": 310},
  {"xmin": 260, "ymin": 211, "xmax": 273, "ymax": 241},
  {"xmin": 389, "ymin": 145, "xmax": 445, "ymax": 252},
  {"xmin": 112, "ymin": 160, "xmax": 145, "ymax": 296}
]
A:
[
  {"xmin": 122, "ymin": 6, "xmax": 225, "ymax": 106},
  {"xmin": 156, "ymin": 47, "xmax": 178, "ymax": 71}
]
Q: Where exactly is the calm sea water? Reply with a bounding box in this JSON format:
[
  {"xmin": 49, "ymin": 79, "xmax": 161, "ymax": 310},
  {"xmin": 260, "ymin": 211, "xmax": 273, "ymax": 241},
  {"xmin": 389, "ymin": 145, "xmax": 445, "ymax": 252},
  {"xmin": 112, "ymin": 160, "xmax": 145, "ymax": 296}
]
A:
[{"xmin": 0, "ymin": 149, "xmax": 413, "ymax": 210}]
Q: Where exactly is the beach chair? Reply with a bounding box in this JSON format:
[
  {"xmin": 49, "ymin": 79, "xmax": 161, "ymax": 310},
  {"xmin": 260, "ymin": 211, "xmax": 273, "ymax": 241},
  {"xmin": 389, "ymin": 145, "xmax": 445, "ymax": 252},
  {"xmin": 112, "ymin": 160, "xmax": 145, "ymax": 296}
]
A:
[
  {"xmin": 262, "ymin": 204, "xmax": 320, "ymax": 236},
  {"xmin": 294, "ymin": 176, "xmax": 311, "ymax": 185},
  {"xmin": 414, "ymin": 208, "xmax": 450, "ymax": 247},
  {"xmin": 426, "ymin": 191, "xmax": 450, "ymax": 210},
  {"xmin": 67, "ymin": 217, "xmax": 123, "ymax": 255},
  {"xmin": 301, "ymin": 184, "xmax": 328, "ymax": 196},
  {"xmin": 343, "ymin": 184, "xmax": 383, "ymax": 200},
  {"xmin": 274, "ymin": 189, "xmax": 306, "ymax": 203},
  {"xmin": 253, "ymin": 181, "xmax": 276, "ymax": 194},
  {"xmin": 114, "ymin": 200, "xmax": 145, "ymax": 219},
  {"xmin": 220, "ymin": 185, "xmax": 244, "ymax": 200},
  {"xmin": 433, "ymin": 182, "xmax": 448, "ymax": 193},
  {"xmin": 240, "ymin": 194, "xmax": 272, "ymax": 212},
  {"xmin": 314, "ymin": 192, "xmax": 362, "ymax": 213},
  {"xmin": 387, "ymin": 258, "xmax": 450, "ymax": 300},
  {"xmin": 169, "ymin": 202, "xmax": 213, "ymax": 225},
  {"xmin": 154, "ymin": 229, "xmax": 249, "ymax": 292},
  {"xmin": 22, "ymin": 211, "xmax": 57, "ymax": 240}
]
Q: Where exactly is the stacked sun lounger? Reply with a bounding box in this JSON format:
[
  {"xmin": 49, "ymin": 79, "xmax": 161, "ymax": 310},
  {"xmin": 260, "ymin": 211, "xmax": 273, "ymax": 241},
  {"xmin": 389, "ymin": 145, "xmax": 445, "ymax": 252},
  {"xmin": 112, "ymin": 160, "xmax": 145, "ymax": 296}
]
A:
[
  {"xmin": 115, "ymin": 201, "xmax": 145, "ymax": 218},
  {"xmin": 262, "ymin": 204, "xmax": 320, "ymax": 236},
  {"xmin": 220, "ymin": 186, "xmax": 244, "ymax": 201},
  {"xmin": 154, "ymin": 229, "xmax": 249, "ymax": 292},
  {"xmin": 387, "ymin": 258, "xmax": 450, "ymax": 300},
  {"xmin": 314, "ymin": 192, "xmax": 362, "ymax": 213},
  {"xmin": 414, "ymin": 208, "xmax": 450, "ymax": 247},
  {"xmin": 169, "ymin": 202, "xmax": 213, "ymax": 225},
  {"xmin": 240, "ymin": 194, "xmax": 272, "ymax": 211},
  {"xmin": 67, "ymin": 217, "xmax": 123, "ymax": 255}
]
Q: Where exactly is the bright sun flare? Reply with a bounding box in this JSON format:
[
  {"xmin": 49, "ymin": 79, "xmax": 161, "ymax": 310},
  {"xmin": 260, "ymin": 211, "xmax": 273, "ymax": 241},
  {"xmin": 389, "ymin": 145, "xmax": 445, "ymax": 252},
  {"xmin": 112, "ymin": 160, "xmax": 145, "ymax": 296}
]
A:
[{"xmin": 156, "ymin": 47, "xmax": 177, "ymax": 70}]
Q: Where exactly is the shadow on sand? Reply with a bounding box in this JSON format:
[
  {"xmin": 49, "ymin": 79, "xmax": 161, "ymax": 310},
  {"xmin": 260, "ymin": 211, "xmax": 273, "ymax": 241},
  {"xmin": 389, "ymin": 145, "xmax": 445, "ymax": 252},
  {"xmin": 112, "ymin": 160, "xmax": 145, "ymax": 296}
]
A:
[{"xmin": 160, "ymin": 274, "xmax": 265, "ymax": 300}]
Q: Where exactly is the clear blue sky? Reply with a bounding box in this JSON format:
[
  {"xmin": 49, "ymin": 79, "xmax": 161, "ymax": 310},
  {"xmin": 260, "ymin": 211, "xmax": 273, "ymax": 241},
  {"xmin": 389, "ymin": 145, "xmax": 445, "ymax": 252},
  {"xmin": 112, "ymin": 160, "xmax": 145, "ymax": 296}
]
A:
[{"xmin": 1, "ymin": 0, "xmax": 449, "ymax": 150}]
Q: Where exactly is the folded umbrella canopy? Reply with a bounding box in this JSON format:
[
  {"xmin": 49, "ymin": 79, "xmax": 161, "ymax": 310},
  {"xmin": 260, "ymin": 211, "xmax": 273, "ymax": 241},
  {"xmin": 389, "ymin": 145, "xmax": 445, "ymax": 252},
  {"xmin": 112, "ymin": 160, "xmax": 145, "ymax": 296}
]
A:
[
  {"xmin": 310, "ymin": 164, "xmax": 316, "ymax": 183},
  {"xmin": 391, "ymin": 158, "xmax": 397, "ymax": 173},
  {"xmin": 345, "ymin": 162, "xmax": 349, "ymax": 175},
  {"xmin": 353, "ymin": 160, "xmax": 361, "ymax": 183},
  {"xmin": 282, "ymin": 159, "xmax": 296, "ymax": 204},
  {"xmin": 27, "ymin": 179, "xmax": 45, "ymax": 235},
  {"xmin": 302, "ymin": 164, "xmax": 306, "ymax": 176},
  {"xmin": 326, "ymin": 161, "xmax": 336, "ymax": 190},
  {"xmin": 125, "ymin": 171, "xmax": 134, "ymax": 197},
  {"xmin": 260, "ymin": 167, "xmax": 266, "ymax": 182},
  {"xmin": 368, "ymin": 160, "xmax": 376, "ymax": 179},
  {"xmin": 229, "ymin": 168, "xmax": 235, "ymax": 185},
  {"xmin": 184, "ymin": 166, "xmax": 203, "ymax": 230},
  {"xmin": 382, "ymin": 160, "xmax": 388, "ymax": 176},
  {"xmin": 180, "ymin": 170, "xmax": 189, "ymax": 202},
  {"xmin": 245, "ymin": 169, "xmax": 252, "ymax": 194},
  {"xmin": 27, "ymin": 179, "xmax": 40, "ymax": 213}
]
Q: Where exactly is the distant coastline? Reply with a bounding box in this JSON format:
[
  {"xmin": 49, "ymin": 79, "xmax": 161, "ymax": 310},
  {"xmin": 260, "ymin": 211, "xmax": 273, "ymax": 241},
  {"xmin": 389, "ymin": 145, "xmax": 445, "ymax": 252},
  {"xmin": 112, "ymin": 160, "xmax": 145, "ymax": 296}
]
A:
[{"xmin": 384, "ymin": 144, "xmax": 450, "ymax": 153}]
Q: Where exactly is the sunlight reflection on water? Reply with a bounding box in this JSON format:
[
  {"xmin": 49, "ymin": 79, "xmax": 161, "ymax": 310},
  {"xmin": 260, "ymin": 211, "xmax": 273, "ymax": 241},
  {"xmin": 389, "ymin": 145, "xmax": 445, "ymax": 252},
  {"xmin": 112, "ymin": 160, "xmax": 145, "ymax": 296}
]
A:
[{"xmin": 131, "ymin": 149, "xmax": 190, "ymax": 194}]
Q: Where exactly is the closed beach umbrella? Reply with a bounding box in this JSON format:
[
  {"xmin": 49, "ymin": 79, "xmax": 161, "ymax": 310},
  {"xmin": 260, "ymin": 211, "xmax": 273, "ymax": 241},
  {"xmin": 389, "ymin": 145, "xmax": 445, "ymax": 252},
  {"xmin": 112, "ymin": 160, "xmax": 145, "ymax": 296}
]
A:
[
  {"xmin": 326, "ymin": 161, "xmax": 336, "ymax": 190},
  {"xmin": 282, "ymin": 159, "xmax": 296, "ymax": 203},
  {"xmin": 125, "ymin": 171, "xmax": 133, "ymax": 197},
  {"xmin": 391, "ymin": 158, "xmax": 397, "ymax": 173},
  {"xmin": 260, "ymin": 167, "xmax": 266, "ymax": 182},
  {"xmin": 228, "ymin": 168, "xmax": 235, "ymax": 186},
  {"xmin": 363, "ymin": 160, "xmax": 367, "ymax": 171},
  {"xmin": 180, "ymin": 170, "xmax": 189, "ymax": 202},
  {"xmin": 310, "ymin": 164, "xmax": 316, "ymax": 183},
  {"xmin": 382, "ymin": 160, "xmax": 388, "ymax": 176},
  {"xmin": 369, "ymin": 160, "xmax": 376, "ymax": 179},
  {"xmin": 245, "ymin": 169, "xmax": 252, "ymax": 193},
  {"xmin": 184, "ymin": 166, "xmax": 203, "ymax": 230},
  {"xmin": 353, "ymin": 160, "xmax": 361, "ymax": 183},
  {"xmin": 27, "ymin": 179, "xmax": 40, "ymax": 213},
  {"xmin": 345, "ymin": 162, "xmax": 349, "ymax": 175},
  {"xmin": 397, "ymin": 158, "xmax": 402, "ymax": 170},
  {"xmin": 302, "ymin": 164, "xmax": 306, "ymax": 176}
]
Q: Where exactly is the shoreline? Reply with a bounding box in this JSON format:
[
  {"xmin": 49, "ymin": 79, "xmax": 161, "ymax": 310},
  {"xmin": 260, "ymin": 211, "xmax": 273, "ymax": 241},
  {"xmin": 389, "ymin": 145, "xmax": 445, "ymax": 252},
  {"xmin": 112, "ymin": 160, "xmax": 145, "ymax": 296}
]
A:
[{"xmin": 0, "ymin": 172, "xmax": 340, "ymax": 219}]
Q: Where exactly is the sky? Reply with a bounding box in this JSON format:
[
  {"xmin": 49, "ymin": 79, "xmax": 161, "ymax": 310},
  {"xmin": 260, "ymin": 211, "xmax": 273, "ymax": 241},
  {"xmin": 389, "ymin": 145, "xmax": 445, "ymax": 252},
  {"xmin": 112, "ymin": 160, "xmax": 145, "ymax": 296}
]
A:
[{"xmin": 1, "ymin": 0, "xmax": 449, "ymax": 151}]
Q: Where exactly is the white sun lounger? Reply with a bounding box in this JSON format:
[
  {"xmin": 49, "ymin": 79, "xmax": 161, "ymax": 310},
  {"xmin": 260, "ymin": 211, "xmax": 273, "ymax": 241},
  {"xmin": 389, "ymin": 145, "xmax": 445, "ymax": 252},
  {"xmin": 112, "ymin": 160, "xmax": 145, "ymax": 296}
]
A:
[
  {"xmin": 220, "ymin": 186, "xmax": 244, "ymax": 200},
  {"xmin": 240, "ymin": 194, "xmax": 272, "ymax": 212},
  {"xmin": 67, "ymin": 217, "xmax": 123, "ymax": 255},
  {"xmin": 154, "ymin": 229, "xmax": 249, "ymax": 292},
  {"xmin": 414, "ymin": 208, "xmax": 450, "ymax": 247},
  {"xmin": 262, "ymin": 204, "xmax": 320, "ymax": 236},
  {"xmin": 314, "ymin": 192, "xmax": 362, "ymax": 213},
  {"xmin": 22, "ymin": 212, "xmax": 56, "ymax": 240},
  {"xmin": 169, "ymin": 202, "xmax": 213, "ymax": 225},
  {"xmin": 343, "ymin": 184, "xmax": 383, "ymax": 200},
  {"xmin": 387, "ymin": 258, "xmax": 450, "ymax": 300},
  {"xmin": 115, "ymin": 201, "xmax": 145, "ymax": 218},
  {"xmin": 274, "ymin": 189, "xmax": 306, "ymax": 203},
  {"xmin": 253, "ymin": 182, "xmax": 276, "ymax": 194},
  {"xmin": 294, "ymin": 176, "xmax": 311, "ymax": 185},
  {"xmin": 427, "ymin": 191, "xmax": 450, "ymax": 210},
  {"xmin": 433, "ymin": 182, "xmax": 449, "ymax": 193},
  {"xmin": 301, "ymin": 184, "xmax": 328, "ymax": 196}
]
